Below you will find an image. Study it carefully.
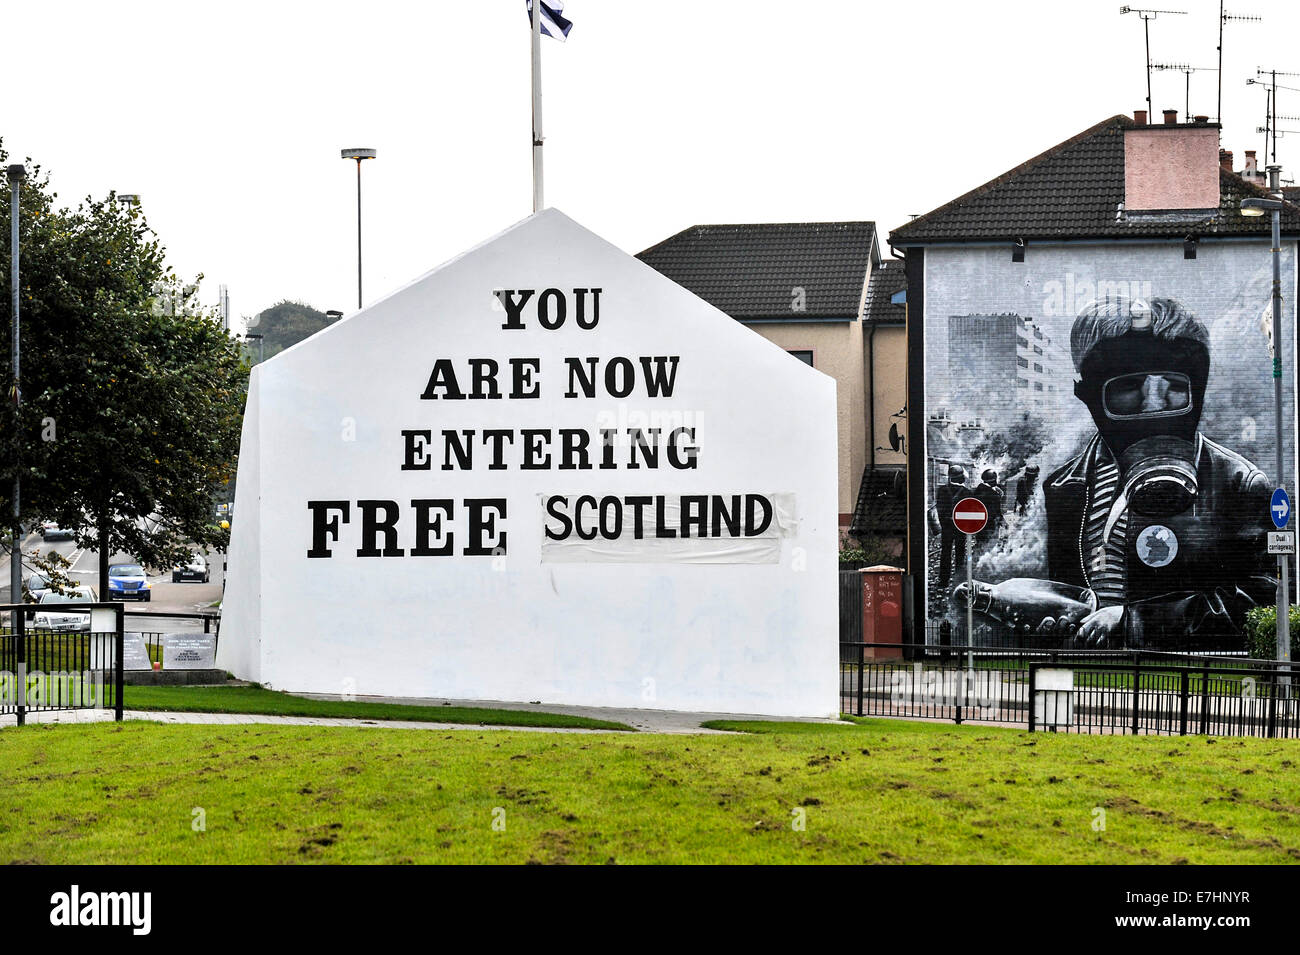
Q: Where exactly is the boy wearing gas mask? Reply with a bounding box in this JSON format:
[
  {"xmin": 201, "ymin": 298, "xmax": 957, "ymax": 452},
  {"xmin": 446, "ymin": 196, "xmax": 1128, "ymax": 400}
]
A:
[
  {"xmin": 1043, "ymin": 296, "xmax": 1276, "ymax": 648},
  {"xmin": 954, "ymin": 296, "xmax": 1276, "ymax": 650}
]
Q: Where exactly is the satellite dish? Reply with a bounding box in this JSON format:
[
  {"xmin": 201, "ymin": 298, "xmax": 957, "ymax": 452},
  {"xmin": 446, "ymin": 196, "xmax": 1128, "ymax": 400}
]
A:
[{"xmin": 888, "ymin": 423, "xmax": 905, "ymax": 454}]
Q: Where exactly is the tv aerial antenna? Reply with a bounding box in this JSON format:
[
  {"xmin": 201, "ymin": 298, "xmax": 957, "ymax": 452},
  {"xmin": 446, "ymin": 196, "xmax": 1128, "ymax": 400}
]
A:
[
  {"xmin": 1150, "ymin": 63, "xmax": 1218, "ymax": 121},
  {"xmin": 1249, "ymin": 70, "xmax": 1300, "ymax": 164},
  {"xmin": 1120, "ymin": 6, "xmax": 1188, "ymax": 119},
  {"xmin": 1217, "ymin": 3, "xmax": 1261, "ymax": 123}
]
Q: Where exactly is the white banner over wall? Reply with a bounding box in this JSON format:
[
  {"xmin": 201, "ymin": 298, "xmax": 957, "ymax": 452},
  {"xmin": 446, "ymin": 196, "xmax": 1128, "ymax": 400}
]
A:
[
  {"xmin": 219, "ymin": 210, "xmax": 838, "ymax": 717},
  {"xmin": 538, "ymin": 492, "xmax": 798, "ymax": 563}
]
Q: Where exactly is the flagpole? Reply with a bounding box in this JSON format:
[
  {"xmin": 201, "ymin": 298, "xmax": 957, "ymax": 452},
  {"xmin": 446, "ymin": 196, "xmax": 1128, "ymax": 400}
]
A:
[{"xmin": 531, "ymin": 0, "xmax": 544, "ymax": 213}]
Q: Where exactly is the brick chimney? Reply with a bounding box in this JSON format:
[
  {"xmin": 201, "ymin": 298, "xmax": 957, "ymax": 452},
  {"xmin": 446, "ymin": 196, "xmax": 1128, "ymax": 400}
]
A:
[
  {"xmin": 1220, "ymin": 149, "xmax": 1234, "ymax": 172},
  {"xmin": 1244, "ymin": 150, "xmax": 1259, "ymax": 181},
  {"xmin": 1134, "ymin": 109, "xmax": 1148, "ymax": 125},
  {"xmin": 1125, "ymin": 119, "xmax": 1221, "ymax": 211}
]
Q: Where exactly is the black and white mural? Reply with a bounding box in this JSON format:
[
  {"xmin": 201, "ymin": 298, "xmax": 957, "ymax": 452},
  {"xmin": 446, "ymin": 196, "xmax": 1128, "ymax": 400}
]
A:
[{"xmin": 923, "ymin": 244, "xmax": 1297, "ymax": 650}]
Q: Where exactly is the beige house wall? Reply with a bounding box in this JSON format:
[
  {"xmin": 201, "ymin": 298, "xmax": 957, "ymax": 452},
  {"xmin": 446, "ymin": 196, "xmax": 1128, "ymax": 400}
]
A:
[
  {"xmin": 750, "ymin": 321, "xmax": 866, "ymax": 522},
  {"xmin": 869, "ymin": 324, "xmax": 907, "ymax": 469}
]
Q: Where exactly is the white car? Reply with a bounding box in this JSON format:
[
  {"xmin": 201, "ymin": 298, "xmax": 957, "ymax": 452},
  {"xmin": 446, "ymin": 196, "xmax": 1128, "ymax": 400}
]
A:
[
  {"xmin": 31, "ymin": 587, "xmax": 98, "ymax": 632},
  {"xmin": 39, "ymin": 521, "xmax": 76, "ymax": 541},
  {"xmin": 172, "ymin": 553, "xmax": 210, "ymax": 583}
]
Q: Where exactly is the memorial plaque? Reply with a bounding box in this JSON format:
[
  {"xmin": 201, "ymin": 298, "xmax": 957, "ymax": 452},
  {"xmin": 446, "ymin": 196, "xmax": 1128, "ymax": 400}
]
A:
[
  {"xmin": 163, "ymin": 634, "xmax": 217, "ymax": 670},
  {"xmin": 89, "ymin": 632, "xmax": 154, "ymax": 671}
]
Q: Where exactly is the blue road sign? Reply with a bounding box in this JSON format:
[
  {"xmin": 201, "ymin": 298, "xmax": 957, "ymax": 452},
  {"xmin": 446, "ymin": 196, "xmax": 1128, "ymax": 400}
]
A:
[{"xmin": 1272, "ymin": 487, "xmax": 1291, "ymax": 529}]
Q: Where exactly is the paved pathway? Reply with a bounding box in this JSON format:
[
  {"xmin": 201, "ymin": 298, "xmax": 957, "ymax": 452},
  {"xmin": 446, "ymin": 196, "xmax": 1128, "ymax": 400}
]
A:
[
  {"xmin": 1, "ymin": 701, "xmax": 848, "ymax": 735},
  {"xmin": 0, "ymin": 709, "xmax": 618, "ymax": 733},
  {"xmin": 295, "ymin": 693, "xmax": 847, "ymax": 734}
]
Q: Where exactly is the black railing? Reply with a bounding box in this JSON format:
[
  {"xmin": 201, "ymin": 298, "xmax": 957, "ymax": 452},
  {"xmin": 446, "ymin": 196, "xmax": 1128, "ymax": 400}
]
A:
[
  {"xmin": 2, "ymin": 602, "xmax": 125, "ymax": 726},
  {"xmin": 838, "ymin": 570, "xmax": 863, "ymax": 644},
  {"xmin": 842, "ymin": 641, "xmax": 1300, "ymax": 738},
  {"xmin": 1029, "ymin": 661, "xmax": 1300, "ymax": 738}
]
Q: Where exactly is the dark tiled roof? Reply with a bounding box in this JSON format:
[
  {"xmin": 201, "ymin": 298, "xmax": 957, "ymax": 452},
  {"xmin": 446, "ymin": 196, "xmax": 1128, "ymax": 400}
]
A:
[
  {"xmin": 850, "ymin": 467, "xmax": 907, "ymax": 537},
  {"xmin": 863, "ymin": 259, "xmax": 906, "ymax": 324},
  {"xmin": 637, "ymin": 221, "xmax": 876, "ymax": 320},
  {"xmin": 890, "ymin": 115, "xmax": 1300, "ymax": 244}
]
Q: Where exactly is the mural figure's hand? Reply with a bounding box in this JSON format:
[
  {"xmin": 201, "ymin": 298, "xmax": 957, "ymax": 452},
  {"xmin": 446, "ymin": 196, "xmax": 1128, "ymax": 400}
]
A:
[{"xmin": 1076, "ymin": 605, "xmax": 1124, "ymax": 647}]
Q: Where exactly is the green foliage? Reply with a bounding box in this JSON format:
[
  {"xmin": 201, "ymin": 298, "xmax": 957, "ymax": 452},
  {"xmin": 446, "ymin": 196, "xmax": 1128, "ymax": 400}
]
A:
[
  {"xmin": 839, "ymin": 535, "xmax": 896, "ymax": 566},
  {"xmin": 244, "ymin": 300, "xmax": 341, "ymax": 362},
  {"xmin": 20, "ymin": 548, "xmax": 77, "ymax": 600},
  {"xmin": 1243, "ymin": 604, "xmax": 1300, "ymax": 660},
  {"xmin": 0, "ymin": 141, "xmax": 248, "ymax": 574}
]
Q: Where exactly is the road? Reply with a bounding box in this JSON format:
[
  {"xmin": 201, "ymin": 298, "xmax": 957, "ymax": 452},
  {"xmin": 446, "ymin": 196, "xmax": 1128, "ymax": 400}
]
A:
[{"xmin": 1, "ymin": 530, "xmax": 225, "ymax": 633}]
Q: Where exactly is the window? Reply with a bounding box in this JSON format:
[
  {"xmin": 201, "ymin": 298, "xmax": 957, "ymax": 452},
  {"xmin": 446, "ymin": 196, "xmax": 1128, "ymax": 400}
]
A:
[
  {"xmin": 1017, "ymin": 357, "xmax": 1029, "ymax": 368},
  {"xmin": 1017, "ymin": 333, "xmax": 1029, "ymax": 347},
  {"xmin": 1033, "ymin": 327, "xmax": 1044, "ymax": 340},
  {"xmin": 1033, "ymin": 362, "xmax": 1043, "ymax": 373},
  {"xmin": 1034, "ymin": 382, "xmax": 1044, "ymax": 392},
  {"xmin": 1034, "ymin": 345, "xmax": 1043, "ymax": 355},
  {"xmin": 788, "ymin": 350, "xmax": 814, "ymax": 367},
  {"xmin": 1017, "ymin": 379, "xmax": 1029, "ymax": 389}
]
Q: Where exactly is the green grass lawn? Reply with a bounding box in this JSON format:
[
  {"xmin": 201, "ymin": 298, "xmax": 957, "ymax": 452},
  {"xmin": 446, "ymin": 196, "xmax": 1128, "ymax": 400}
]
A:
[
  {"xmin": 1, "ymin": 717, "xmax": 1298, "ymax": 863},
  {"xmin": 120, "ymin": 685, "xmax": 632, "ymax": 731}
]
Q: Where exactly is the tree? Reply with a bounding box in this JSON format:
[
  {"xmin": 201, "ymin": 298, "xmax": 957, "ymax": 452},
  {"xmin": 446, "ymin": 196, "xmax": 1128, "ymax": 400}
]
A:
[
  {"xmin": 244, "ymin": 300, "xmax": 341, "ymax": 362},
  {"xmin": 0, "ymin": 143, "xmax": 248, "ymax": 598}
]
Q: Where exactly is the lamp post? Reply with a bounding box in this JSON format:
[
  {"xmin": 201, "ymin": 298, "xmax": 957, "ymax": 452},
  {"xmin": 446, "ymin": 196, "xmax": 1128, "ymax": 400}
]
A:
[
  {"xmin": 8, "ymin": 164, "xmax": 24, "ymax": 717},
  {"xmin": 340, "ymin": 148, "xmax": 376, "ymax": 310},
  {"xmin": 1242, "ymin": 177, "xmax": 1290, "ymax": 672},
  {"xmin": 8, "ymin": 163, "xmax": 24, "ymax": 616}
]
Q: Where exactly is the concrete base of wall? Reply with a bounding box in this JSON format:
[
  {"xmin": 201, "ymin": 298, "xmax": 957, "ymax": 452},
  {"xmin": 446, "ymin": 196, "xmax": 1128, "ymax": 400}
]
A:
[{"xmin": 122, "ymin": 669, "xmax": 230, "ymax": 686}]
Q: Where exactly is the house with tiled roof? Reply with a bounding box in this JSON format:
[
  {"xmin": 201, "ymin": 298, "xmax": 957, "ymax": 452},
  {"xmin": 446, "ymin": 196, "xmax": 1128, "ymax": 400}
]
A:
[
  {"xmin": 890, "ymin": 109, "xmax": 1300, "ymax": 647},
  {"xmin": 639, "ymin": 221, "xmax": 906, "ymax": 545},
  {"xmin": 851, "ymin": 259, "xmax": 907, "ymax": 543}
]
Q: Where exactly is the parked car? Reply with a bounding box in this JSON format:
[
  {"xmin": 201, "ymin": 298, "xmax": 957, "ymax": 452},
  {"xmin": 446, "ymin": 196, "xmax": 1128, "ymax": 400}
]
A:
[
  {"xmin": 107, "ymin": 564, "xmax": 152, "ymax": 602},
  {"xmin": 23, "ymin": 573, "xmax": 53, "ymax": 603},
  {"xmin": 172, "ymin": 552, "xmax": 210, "ymax": 583},
  {"xmin": 31, "ymin": 587, "xmax": 98, "ymax": 632},
  {"xmin": 39, "ymin": 521, "xmax": 76, "ymax": 541}
]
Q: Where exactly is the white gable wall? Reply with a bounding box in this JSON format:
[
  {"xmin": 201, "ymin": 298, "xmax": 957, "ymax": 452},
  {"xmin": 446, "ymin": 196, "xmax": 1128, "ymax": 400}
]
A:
[
  {"xmin": 218, "ymin": 377, "xmax": 262, "ymax": 683},
  {"xmin": 219, "ymin": 210, "xmax": 838, "ymax": 717}
]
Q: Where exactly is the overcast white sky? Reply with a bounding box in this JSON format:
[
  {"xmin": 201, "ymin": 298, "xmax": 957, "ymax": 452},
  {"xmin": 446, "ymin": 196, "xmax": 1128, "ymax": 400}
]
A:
[{"xmin": 4, "ymin": 0, "xmax": 1298, "ymax": 330}]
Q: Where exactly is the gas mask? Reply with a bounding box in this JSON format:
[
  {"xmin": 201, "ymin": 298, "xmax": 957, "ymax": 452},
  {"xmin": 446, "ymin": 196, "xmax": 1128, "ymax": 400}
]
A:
[{"xmin": 1074, "ymin": 331, "xmax": 1208, "ymax": 517}]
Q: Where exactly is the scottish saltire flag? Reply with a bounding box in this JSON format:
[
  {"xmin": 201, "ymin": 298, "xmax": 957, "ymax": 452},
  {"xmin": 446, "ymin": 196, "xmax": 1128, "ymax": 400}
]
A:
[{"xmin": 526, "ymin": 0, "xmax": 573, "ymax": 41}]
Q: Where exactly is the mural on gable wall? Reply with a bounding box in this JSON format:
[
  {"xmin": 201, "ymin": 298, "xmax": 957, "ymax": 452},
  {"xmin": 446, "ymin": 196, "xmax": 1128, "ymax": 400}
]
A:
[{"xmin": 923, "ymin": 244, "xmax": 1296, "ymax": 651}]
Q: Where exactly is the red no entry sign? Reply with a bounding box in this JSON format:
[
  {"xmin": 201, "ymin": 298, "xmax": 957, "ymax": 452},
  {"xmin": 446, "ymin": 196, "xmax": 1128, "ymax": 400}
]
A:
[{"xmin": 953, "ymin": 497, "xmax": 988, "ymax": 536}]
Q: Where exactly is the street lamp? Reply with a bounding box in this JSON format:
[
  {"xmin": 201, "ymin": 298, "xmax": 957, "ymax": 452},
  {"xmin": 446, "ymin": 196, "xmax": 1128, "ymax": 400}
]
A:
[
  {"xmin": 7, "ymin": 162, "xmax": 24, "ymax": 696},
  {"xmin": 116, "ymin": 194, "xmax": 140, "ymax": 207},
  {"xmin": 340, "ymin": 148, "xmax": 377, "ymax": 310},
  {"xmin": 1241, "ymin": 174, "xmax": 1290, "ymax": 671}
]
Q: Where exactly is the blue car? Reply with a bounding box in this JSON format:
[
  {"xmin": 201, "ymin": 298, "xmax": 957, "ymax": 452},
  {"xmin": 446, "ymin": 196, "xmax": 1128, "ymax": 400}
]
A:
[{"xmin": 107, "ymin": 564, "xmax": 152, "ymax": 602}]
